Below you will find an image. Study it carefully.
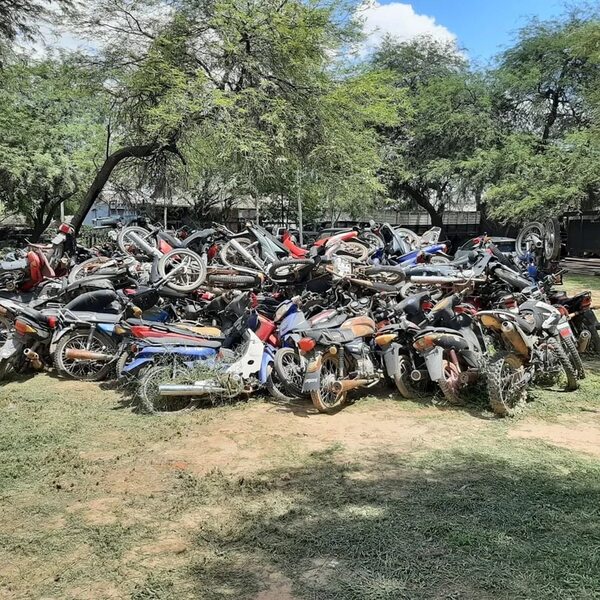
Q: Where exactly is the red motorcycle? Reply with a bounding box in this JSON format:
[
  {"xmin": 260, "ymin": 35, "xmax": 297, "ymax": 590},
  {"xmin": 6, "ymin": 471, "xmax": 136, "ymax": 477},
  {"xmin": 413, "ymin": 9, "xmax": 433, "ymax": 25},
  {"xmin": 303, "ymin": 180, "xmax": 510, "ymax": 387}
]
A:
[{"xmin": 0, "ymin": 223, "xmax": 75, "ymax": 293}]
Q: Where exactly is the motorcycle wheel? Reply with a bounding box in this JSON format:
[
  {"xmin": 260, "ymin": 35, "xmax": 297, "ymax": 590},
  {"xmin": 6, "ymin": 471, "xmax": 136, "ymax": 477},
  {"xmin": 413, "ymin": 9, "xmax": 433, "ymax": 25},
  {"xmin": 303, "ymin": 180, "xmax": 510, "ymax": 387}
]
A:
[
  {"xmin": 537, "ymin": 338, "xmax": 578, "ymax": 391},
  {"xmin": 428, "ymin": 255, "xmax": 450, "ymax": 265},
  {"xmin": 68, "ymin": 256, "xmax": 113, "ymax": 283},
  {"xmin": 486, "ymin": 354, "xmax": 528, "ymax": 417},
  {"xmin": 582, "ymin": 312, "xmax": 600, "ymax": 355},
  {"xmin": 158, "ymin": 248, "xmax": 207, "ymax": 292},
  {"xmin": 562, "ymin": 335, "xmax": 585, "ymax": 379},
  {"xmin": 219, "ymin": 238, "xmax": 261, "ymax": 273},
  {"xmin": 393, "ymin": 355, "xmax": 429, "ymax": 399},
  {"xmin": 310, "ymin": 350, "xmax": 347, "ymax": 413},
  {"xmin": 54, "ymin": 330, "xmax": 117, "ymax": 381},
  {"xmin": 138, "ymin": 363, "xmax": 193, "ymax": 414},
  {"xmin": 274, "ymin": 347, "xmax": 305, "ymax": 397},
  {"xmin": 437, "ymin": 360, "xmax": 462, "ymax": 404},
  {"xmin": 359, "ymin": 231, "xmax": 384, "ymax": 253},
  {"xmin": 395, "ymin": 228, "xmax": 421, "ymax": 250},
  {"xmin": 269, "ymin": 259, "xmax": 315, "ymax": 282},
  {"xmin": 207, "ymin": 274, "xmax": 259, "ymax": 288},
  {"xmin": 118, "ymin": 226, "xmax": 156, "ymax": 255},
  {"xmin": 0, "ymin": 359, "xmax": 12, "ymax": 381},
  {"xmin": 329, "ymin": 241, "xmax": 369, "ymax": 262},
  {"xmin": 266, "ymin": 368, "xmax": 297, "ymax": 403},
  {"xmin": 516, "ymin": 222, "xmax": 544, "ymax": 255}
]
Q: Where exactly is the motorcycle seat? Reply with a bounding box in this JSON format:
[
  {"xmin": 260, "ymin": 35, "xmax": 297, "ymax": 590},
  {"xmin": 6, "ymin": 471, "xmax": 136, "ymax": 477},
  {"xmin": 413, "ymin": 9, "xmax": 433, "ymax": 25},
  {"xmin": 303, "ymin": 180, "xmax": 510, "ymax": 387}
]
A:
[
  {"xmin": 61, "ymin": 311, "xmax": 121, "ymax": 324},
  {"xmin": 304, "ymin": 328, "xmax": 357, "ymax": 344},
  {"xmin": 184, "ymin": 229, "xmax": 215, "ymax": 246},
  {"xmin": 418, "ymin": 326, "xmax": 464, "ymax": 337},
  {"xmin": 140, "ymin": 336, "xmax": 223, "ymax": 348},
  {"xmin": 0, "ymin": 259, "xmax": 28, "ymax": 271}
]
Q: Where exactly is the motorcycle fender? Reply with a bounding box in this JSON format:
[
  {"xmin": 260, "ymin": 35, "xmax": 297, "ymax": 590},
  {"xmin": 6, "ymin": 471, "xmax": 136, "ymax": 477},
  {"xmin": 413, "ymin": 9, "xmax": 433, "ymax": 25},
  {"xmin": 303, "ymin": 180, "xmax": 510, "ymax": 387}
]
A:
[
  {"xmin": 226, "ymin": 330, "xmax": 264, "ymax": 379},
  {"xmin": 49, "ymin": 324, "xmax": 76, "ymax": 354},
  {"xmin": 123, "ymin": 356, "xmax": 153, "ymax": 374},
  {"xmin": 97, "ymin": 323, "xmax": 115, "ymax": 335},
  {"xmin": 302, "ymin": 355, "xmax": 322, "ymax": 393},
  {"xmin": 259, "ymin": 345, "xmax": 275, "ymax": 385},
  {"xmin": 423, "ymin": 346, "xmax": 444, "ymax": 382},
  {"xmin": 0, "ymin": 336, "xmax": 20, "ymax": 360},
  {"xmin": 382, "ymin": 343, "xmax": 401, "ymax": 378}
]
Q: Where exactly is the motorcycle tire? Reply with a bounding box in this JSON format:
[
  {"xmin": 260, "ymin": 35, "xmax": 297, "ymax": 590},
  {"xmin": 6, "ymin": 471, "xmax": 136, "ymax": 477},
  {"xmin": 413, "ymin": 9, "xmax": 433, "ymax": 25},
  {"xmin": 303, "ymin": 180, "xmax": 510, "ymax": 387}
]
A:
[
  {"xmin": 268, "ymin": 259, "xmax": 315, "ymax": 282},
  {"xmin": 68, "ymin": 256, "xmax": 113, "ymax": 283},
  {"xmin": 364, "ymin": 266, "xmax": 405, "ymax": 286},
  {"xmin": 207, "ymin": 274, "xmax": 259, "ymax": 288},
  {"xmin": 516, "ymin": 222, "xmax": 544, "ymax": 255},
  {"xmin": 437, "ymin": 360, "xmax": 463, "ymax": 405},
  {"xmin": 486, "ymin": 353, "xmax": 528, "ymax": 417},
  {"xmin": 138, "ymin": 363, "xmax": 193, "ymax": 414},
  {"xmin": 274, "ymin": 347, "xmax": 305, "ymax": 397},
  {"xmin": 561, "ymin": 335, "xmax": 585, "ymax": 380},
  {"xmin": 118, "ymin": 226, "xmax": 156, "ymax": 256},
  {"xmin": 0, "ymin": 359, "xmax": 12, "ymax": 381},
  {"xmin": 393, "ymin": 355, "xmax": 429, "ymax": 399},
  {"xmin": 329, "ymin": 241, "xmax": 369, "ymax": 262},
  {"xmin": 310, "ymin": 350, "xmax": 348, "ymax": 414},
  {"xmin": 548, "ymin": 337, "xmax": 579, "ymax": 391},
  {"xmin": 158, "ymin": 248, "xmax": 207, "ymax": 292},
  {"xmin": 266, "ymin": 370, "xmax": 297, "ymax": 403},
  {"xmin": 395, "ymin": 228, "xmax": 421, "ymax": 249},
  {"xmin": 0, "ymin": 316, "xmax": 11, "ymax": 344},
  {"xmin": 219, "ymin": 238, "xmax": 261, "ymax": 273},
  {"xmin": 428, "ymin": 255, "xmax": 450, "ymax": 265},
  {"xmin": 544, "ymin": 217, "xmax": 561, "ymax": 260},
  {"xmin": 54, "ymin": 330, "xmax": 117, "ymax": 382}
]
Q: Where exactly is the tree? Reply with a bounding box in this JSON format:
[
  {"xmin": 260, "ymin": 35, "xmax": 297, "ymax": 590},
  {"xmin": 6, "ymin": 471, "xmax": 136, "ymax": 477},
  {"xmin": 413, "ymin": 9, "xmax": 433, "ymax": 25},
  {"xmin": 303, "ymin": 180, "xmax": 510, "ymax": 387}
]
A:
[
  {"xmin": 0, "ymin": 57, "xmax": 106, "ymax": 239},
  {"xmin": 372, "ymin": 36, "xmax": 497, "ymax": 228},
  {"xmin": 67, "ymin": 0, "xmax": 381, "ymax": 233},
  {"xmin": 484, "ymin": 10, "xmax": 600, "ymax": 221},
  {"xmin": 0, "ymin": 0, "xmax": 72, "ymax": 42}
]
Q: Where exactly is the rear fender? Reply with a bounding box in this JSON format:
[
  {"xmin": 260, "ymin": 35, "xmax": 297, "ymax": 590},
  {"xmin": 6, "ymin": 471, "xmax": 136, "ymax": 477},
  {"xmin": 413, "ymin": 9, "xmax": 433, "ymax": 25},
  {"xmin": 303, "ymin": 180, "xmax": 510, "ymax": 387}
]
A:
[
  {"xmin": 382, "ymin": 342, "xmax": 401, "ymax": 378},
  {"xmin": 123, "ymin": 356, "xmax": 153, "ymax": 374},
  {"xmin": 259, "ymin": 345, "xmax": 276, "ymax": 384},
  {"xmin": 49, "ymin": 324, "xmax": 77, "ymax": 354},
  {"xmin": 302, "ymin": 353, "xmax": 322, "ymax": 393},
  {"xmin": 422, "ymin": 346, "xmax": 444, "ymax": 382}
]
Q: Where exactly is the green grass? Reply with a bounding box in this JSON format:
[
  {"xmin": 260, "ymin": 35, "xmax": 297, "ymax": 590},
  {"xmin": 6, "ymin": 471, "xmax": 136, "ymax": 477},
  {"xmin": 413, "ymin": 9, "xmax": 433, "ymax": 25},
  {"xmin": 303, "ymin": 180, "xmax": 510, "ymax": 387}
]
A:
[{"xmin": 0, "ymin": 274, "xmax": 599, "ymax": 599}]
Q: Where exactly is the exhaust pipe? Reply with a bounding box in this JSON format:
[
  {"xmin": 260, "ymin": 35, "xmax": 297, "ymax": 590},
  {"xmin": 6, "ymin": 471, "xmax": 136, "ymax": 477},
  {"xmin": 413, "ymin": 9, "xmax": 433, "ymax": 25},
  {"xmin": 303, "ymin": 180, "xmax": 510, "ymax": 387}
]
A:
[
  {"xmin": 331, "ymin": 378, "xmax": 370, "ymax": 394},
  {"xmin": 410, "ymin": 369, "xmax": 425, "ymax": 382},
  {"xmin": 500, "ymin": 321, "xmax": 529, "ymax": 357},
  {"xmin": 23, "ymin": 348, "xmax": 43, "ymax": 370},
  {"xmin": 64, "ymin": 348, "xmax": 113, "ymax": 362},
  {"xmin": 158, "ymin": 382, "xmax": 226, "ymax": 396},
  {"xmin": 577, "ymin": 330, "xmax": 591, "ymax": 353}
]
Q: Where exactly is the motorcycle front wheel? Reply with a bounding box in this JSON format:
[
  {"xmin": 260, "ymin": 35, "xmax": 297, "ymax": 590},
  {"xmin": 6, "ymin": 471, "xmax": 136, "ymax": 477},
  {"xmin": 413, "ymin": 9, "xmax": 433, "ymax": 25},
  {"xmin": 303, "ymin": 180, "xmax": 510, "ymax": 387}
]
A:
[
  {"xmin": 310, "ymin": 350, "xmax": 347, "ymax": 413},
  {"xmin": 138, "ymin": 363, "xmax": 193, "ymax": 414},
  {"xmin": 486, "ymin": 354, "xmax": 528, "ymax": 417},
  {"xmin": 158, "ymin": 248, "xmax": 207, "ymax": 292}
]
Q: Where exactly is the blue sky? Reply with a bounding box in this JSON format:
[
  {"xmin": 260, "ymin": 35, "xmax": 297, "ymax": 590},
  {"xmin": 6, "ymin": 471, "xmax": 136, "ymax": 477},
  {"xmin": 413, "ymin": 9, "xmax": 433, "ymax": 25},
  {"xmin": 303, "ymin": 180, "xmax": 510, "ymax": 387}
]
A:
[{"xmin": 363, "ymin": 1, "xmax": 566, "ymax": 63}]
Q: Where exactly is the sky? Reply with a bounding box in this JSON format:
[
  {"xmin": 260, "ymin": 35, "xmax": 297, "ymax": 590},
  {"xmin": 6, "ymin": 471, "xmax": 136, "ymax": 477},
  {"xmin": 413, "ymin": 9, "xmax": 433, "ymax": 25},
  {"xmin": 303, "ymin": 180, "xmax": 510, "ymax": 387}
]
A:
[
  {"xmin": 31, "ymin": 0, "xmax": 568, "ymax": 63},
  {"xmin": 362, "ymin": 0, "xmax": 566, "ymax": 63}
]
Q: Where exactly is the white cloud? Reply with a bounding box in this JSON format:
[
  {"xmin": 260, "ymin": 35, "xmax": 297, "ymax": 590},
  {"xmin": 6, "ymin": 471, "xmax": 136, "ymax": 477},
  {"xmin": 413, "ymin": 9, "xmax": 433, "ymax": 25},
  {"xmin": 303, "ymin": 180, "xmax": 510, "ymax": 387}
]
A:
[{"xmin": 357, "ymin": 1, "xmax": 457, "ymax": 54}]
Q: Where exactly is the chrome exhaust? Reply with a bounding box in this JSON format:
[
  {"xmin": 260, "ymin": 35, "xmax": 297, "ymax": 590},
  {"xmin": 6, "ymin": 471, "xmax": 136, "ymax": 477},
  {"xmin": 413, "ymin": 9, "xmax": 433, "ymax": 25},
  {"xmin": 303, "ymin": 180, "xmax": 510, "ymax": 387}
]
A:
[
  {"xmin": 158, "ymin": 382, "xmax": 226, "ymax": 396},
  {"xmin": 410, "ymin": 369, "xmax": 425, "ymax": 382},
  {"xmin": 23, "ymin": 348, "xmax": 43, "ymax": 370},
  {"xmin": 331, "ymin": 378, "xmax": 370, "ymax": 393},
  {"xmin": 64, "ymin": 348, "xmax": 113, "ymax": 362},
  {"xmin": 577, "ymin": 330, "xmax": 591, "ymax": 353}
]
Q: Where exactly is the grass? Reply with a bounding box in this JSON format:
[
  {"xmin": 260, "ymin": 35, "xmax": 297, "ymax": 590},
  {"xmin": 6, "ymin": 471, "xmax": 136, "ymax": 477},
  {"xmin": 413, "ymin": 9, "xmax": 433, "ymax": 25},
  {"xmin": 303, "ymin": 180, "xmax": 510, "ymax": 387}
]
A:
[{"xmin": 0, "ymin": 275, "xmax": 599, "ymax": 599}]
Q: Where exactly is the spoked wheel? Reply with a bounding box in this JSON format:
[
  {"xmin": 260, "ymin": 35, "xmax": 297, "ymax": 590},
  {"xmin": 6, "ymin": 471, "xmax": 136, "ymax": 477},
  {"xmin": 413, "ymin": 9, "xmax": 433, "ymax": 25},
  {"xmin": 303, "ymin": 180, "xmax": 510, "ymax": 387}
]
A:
[
  {"xmin": 54, "ymin": 330, "xmax": 117, "ymax": 381},
  {"xmin": 118, "ymin": 226, "xmax": 156, "ymax": 256},
  {"xmin": 158, "ymin": 248, "xmax": 207, "ymax": 292},
  {"xmin": 486, "ymin": 354, "xmax": 528, "ymax": 417},
  {"xmin": 310, "ymin": 351, "xmax": 347, "ymax": 413},
  {"xmin": 393, "ymin": 355, "xmax": 430, "ymax": 399},
  {"xmin": 395, "ymin": 228, "xmax": 421, "ymax": 250},
  {"xmin": 330, "ymin": 241, "xmax": 369, "ymax": 262},
  {"xmin": 68, "ymin": 256, "xmax": 114, "ymax": 283},
  {"xmin": 269, "ymin": 259, "xmax": 315, "ymax": 282},
  {"xmin": 363, "ymin": 266, "xmax": 405, "ymax": 286},
  {"xmin": 562, "ymin": 335, "xmax": 585, "ymax": 379},
  {"xmin": 219, "ymin": 238, "xmax": 262, "ymax": 274},
  {"xmin": 516, "ymin": 222, "xmax": 544, "ymax": 255},
  {"xmin": 536, "ymin": 338, "xmax": 579, "ymax": 391},
  {"xmin": 274, "ymin": 348, "xmax": 305, "ymax": 397},
  {"xmin": 437, "ymin": 359, "xmax": 462, "ymax": 404},
  {"xmin": 428, "ymin": 255, "xmax": 450, "ymax": 265},
  {"xmin": 138, "ymin": 363, "xmax": 193, "ymax": 414}
]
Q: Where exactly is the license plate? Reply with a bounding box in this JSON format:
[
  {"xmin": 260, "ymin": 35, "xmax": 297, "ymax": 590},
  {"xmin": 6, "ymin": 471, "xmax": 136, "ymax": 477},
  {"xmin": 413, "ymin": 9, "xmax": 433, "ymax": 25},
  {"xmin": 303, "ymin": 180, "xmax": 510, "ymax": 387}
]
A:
[
  {"xmin": 0, "ymin": 338, "xmax": 17, "ymax": 359},
  {"xmin": 558, "ymin": 322, "xmax": 574, "ymax": 338}
]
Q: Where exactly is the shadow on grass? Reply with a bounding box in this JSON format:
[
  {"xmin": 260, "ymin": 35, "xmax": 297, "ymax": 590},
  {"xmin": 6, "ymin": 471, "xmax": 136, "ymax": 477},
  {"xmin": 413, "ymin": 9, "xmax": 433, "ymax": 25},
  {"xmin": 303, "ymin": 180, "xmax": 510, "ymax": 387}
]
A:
[{"xmin": 182, "ymin": 447, "xmax": 600, "ymax": 600}]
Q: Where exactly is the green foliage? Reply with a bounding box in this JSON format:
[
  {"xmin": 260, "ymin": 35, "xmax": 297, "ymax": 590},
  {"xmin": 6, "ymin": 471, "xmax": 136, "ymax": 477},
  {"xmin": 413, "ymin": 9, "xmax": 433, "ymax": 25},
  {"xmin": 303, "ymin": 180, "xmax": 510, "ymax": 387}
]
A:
[{"xmin": 0, "ymin": 58, "xmax": 106, "ymax": 235}]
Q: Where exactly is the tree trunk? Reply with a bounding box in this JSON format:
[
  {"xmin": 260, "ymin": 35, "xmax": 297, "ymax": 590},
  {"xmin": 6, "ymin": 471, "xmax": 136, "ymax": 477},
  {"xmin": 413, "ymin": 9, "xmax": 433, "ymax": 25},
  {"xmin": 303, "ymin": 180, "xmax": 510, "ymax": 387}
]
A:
[
  {"xmin": 71, "ymin": 142, "xmax": 163, "ymax": 234},
  {"xmin": 402, "ymin": 185, "xmax": 444, "ymax": 229},
  {"xmin": 541, "ymin": 89, "xmax": 561, "ymax": 145}
]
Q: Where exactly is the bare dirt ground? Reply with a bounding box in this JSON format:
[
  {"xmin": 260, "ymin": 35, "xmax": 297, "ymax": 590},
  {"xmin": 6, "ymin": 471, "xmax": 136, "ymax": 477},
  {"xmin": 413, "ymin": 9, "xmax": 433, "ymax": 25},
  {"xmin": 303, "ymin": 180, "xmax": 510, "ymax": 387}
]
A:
[{"xmin": 1, "ymin": 367, "xmax": 599, "ymax": 600}]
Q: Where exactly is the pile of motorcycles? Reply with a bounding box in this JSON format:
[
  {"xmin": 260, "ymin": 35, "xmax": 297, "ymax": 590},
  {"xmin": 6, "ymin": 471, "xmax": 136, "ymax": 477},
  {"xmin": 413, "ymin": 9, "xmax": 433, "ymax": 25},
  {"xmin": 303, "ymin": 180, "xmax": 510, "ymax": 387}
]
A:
[{"xmin": 0, "ymin": 219, "xmax": 598, "ymax": 417}]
